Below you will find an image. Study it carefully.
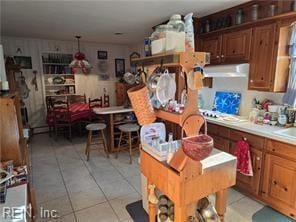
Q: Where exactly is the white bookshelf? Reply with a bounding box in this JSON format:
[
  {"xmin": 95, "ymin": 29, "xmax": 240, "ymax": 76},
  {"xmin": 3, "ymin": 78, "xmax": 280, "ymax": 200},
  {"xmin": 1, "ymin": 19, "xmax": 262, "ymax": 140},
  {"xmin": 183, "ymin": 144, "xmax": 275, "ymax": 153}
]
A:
[{"xmin": 41, "ymin": 52, "xmax": 75, "ymax": 101}]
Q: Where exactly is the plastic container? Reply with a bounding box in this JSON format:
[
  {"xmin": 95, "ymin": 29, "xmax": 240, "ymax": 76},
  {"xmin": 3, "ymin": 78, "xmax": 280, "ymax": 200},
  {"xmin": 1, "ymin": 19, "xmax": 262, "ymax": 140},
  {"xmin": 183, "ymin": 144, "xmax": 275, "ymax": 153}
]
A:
[
  {"xmin": 151, "ymin": 24, "xmax": 185, "ymax": 55},
  {"xmin": 184, "ymin": 13, "xmax": 195, "ymax": 52},
  {"xmin": 167, "ymin": 14, "xmax": 185, "ymax": 32}
]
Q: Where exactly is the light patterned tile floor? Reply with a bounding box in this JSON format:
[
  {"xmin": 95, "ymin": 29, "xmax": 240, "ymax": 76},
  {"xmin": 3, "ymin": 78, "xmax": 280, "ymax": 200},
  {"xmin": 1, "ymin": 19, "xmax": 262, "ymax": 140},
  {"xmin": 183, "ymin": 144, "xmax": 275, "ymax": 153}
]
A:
[{"xmin": 31, "ymin": 134, "xmax": 266, "ymax": 222}]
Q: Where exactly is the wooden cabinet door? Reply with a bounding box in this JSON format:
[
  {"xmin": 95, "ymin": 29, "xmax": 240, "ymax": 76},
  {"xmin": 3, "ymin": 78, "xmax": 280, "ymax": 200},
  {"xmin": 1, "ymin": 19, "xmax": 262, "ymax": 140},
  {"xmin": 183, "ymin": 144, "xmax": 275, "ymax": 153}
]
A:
[
  {"xmin": 115, "ymin": 83, "xmax": 127, "ymax": 106},
  {"xmin": 262, "ymin": 154, "xmax": 296, "ymax": 218},
  {"xmin": 212, "ymin": 135, "xmax": 230, "ymax": 153},
  {"xmin": 229, "ymin": 143, "xmax": 263, "ymax": 195},
  {"xmin": 198, "ymin": 35, "xmax": 222, "ymax": 65},
  {"xmin": 249, "ymin": 24, "xmax": 276, "ymax": 91},
  {"xmin": 221, "ymin": 29, "xmax": 252, "ymax": 63}
]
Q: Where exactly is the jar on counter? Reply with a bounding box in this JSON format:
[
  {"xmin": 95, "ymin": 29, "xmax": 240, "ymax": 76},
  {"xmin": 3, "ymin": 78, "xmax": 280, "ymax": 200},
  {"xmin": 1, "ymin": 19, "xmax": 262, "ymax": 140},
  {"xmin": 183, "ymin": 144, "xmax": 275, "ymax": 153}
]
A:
[
  {"xmin": 150, "ymin": 25, "xmax": 172, "ymax": 55},
  {"xmin": 269, "ymin": 4, "xmax": 276, "ymax": 17},
  {"xmin": 167, "ymin": 14, "xmax": 185, "ymax": 32},
  {"xmin": 249, "ymin": 108, "xmax": 259, "ymax": 123},
  {"xmin": 235, "ymin": 9, "xmax": 243, "ymax": 25},
  {"xmin": 251, "ymin": 4, "xmax": 259, "ymax": 21},
  {"xmin": 205, "ymin": 20, "xmax": 210, "ymax": 32}
]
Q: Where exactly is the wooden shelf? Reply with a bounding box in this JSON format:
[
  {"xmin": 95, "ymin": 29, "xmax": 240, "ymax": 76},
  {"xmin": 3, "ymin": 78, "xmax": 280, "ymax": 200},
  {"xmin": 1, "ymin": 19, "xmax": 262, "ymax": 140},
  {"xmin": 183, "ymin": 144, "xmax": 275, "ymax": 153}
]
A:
[
  {"xmin": 45, "ymin": 84, "xmax": 75, "ymax": 86},
  {"xmin": 131, "ymin": 52, "xmax": 210, "ymax": 69},
  {"xmin": 155, "ymin": 110, "xmax": 183, "ymax": 125},
  {"xmin": 114, "ymin": 120, "xmax": 137, "ymax": 125},
  {"xmin": 44, "ymin": 73, "xmax": 74, "ymax": 76},
  {"xmin": 43, "ymin": 63, "xmax": 70, "ymax": 65},
  {"xmin": 198, "ymin": 10, "xmax": 296, "ymax": 37},
  {"xmin": 45, "ymin": 94, "xmax": 76, "ymax": 97}
]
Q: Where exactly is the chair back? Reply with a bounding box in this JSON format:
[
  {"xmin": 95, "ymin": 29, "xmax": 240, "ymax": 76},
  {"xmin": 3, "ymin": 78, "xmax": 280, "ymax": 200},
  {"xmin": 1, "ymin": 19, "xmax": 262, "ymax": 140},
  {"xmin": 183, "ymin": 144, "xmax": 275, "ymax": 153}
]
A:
[
  {"xmin": 89, "ymin": 97, "xmax": 103, "ymax": 109},
  {"xmin": 53, "ymin": 100, "xmax": 70, "ymax": 123},
  {"xmin": 68, "ymin": 94, "xmax": 86, "ymax": 104},
  {"xmin": 46, "ymin": 97, "xmax": 54, "ymax": 111},
  {"xmin": 103, "ymin": 94, "xmax": 110, "ymax": 107}
]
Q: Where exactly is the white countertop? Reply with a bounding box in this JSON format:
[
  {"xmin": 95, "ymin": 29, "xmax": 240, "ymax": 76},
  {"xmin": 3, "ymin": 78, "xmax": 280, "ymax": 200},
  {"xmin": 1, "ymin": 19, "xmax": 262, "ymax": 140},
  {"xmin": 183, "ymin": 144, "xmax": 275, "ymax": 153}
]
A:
[
  {"xmin": 93, "ymin": 106, "xmax": 133, "ymax": 114},
  {"xmin": 201, "ymin": 148, "xmax": 236, "ymax": 171},
  {"xmin": 0, "ymin": 184, "xmax": 28, "ymax": 222},
  {"xmin": 205, "ymin": 117, "xmax": 296, "ymax": 146}
]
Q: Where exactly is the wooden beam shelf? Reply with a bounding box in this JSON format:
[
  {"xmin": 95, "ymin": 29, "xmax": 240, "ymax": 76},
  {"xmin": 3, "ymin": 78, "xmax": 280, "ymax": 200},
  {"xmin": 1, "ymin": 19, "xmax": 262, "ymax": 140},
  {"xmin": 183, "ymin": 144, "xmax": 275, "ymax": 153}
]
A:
[{"xmin": 131, "ymin": 52, "xmax": 210, "ymax": 72}]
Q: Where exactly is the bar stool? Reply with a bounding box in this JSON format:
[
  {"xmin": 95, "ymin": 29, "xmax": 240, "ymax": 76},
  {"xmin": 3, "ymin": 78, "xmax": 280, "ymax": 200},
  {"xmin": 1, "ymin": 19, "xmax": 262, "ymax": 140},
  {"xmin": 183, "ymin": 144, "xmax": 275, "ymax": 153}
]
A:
[
  {"xmin": 85, "ymin": 123, "xmax": 109, "ymax": 161},
  {"xmin": 116, "ymin": 123, "xmax": 140, "ymax": 164}
]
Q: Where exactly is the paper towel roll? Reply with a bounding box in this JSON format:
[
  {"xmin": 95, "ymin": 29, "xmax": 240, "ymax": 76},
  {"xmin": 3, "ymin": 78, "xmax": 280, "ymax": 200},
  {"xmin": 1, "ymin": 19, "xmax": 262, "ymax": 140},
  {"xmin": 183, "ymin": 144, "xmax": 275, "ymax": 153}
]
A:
[{"xmin": 0, "ymin": 44, "xmax": 7, "ymax": 82}]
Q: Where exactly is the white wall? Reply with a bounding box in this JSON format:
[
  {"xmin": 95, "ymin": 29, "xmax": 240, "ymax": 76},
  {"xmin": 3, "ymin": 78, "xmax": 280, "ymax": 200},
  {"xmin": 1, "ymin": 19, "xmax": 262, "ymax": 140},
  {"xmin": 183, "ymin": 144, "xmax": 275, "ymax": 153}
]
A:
[
  {"xmin": 199, "ymin": 77, "xmax": 284, "ymax": 116},
  {"xmin": 1, "ymin": 36, "xmax": 130, "ymax": 128}
]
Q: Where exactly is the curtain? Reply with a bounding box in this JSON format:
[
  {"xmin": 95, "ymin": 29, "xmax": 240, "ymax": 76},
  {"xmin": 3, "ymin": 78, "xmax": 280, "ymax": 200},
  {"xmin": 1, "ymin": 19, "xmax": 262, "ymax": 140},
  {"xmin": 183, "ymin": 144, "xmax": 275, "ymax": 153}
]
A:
[{"xmin": 283, "ymin": 22, "xmax": 296, "ymax": 107}]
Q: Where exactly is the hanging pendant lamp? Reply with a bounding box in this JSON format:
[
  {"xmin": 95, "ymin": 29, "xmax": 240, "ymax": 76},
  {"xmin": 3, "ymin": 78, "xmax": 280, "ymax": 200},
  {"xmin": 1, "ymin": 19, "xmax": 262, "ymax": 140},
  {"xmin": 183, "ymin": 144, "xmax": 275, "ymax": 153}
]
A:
[{"xmin": 70, "ymin": 36, "xmax": 91, "ymax": 74}]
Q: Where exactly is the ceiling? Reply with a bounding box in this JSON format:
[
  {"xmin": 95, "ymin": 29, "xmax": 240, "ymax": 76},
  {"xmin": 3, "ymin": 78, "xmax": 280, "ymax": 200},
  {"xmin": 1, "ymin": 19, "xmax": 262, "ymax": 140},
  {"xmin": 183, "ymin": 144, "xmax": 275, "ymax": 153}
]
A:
[{"xmin": 1, "ymin": 0, "xmax": 249, "ymax": 45}]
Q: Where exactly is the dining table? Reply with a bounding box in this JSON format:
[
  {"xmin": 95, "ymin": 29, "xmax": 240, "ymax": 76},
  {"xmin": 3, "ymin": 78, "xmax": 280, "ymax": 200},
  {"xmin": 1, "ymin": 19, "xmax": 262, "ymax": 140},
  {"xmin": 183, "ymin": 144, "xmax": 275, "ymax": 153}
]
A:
[{"xmin": 93, "ymin": 106, "xmax": 134, "ymax": 152}]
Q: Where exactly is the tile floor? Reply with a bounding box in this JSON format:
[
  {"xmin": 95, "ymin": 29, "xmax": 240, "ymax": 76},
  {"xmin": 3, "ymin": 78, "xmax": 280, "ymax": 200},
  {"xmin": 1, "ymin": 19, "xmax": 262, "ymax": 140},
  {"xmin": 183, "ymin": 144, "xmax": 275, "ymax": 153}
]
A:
[{"xmin": 30, "ymin": 134, "xmax": 265, "ymax": 222}]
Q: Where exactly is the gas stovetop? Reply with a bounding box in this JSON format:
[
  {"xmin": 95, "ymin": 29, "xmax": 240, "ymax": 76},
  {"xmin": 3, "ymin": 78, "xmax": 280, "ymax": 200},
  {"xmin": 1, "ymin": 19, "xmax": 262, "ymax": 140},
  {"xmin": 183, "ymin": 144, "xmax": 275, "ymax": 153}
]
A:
[{"xmin": 201, "ymin": 109, "xmax": 248, "ymax": 123}]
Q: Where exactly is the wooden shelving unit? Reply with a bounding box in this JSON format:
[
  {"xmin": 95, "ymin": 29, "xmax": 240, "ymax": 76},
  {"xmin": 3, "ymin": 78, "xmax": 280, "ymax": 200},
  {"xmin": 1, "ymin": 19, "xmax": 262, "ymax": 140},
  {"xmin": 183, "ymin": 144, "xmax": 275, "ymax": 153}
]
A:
[
  {"xmin": 132, "ymin": 52, "xmax": 236, "ymax": 221},
  {"xmin": 132, "ymin": 52, "xmax": 210, "ymax": 127},
  {"xmin": 41, "ymin": 52, "xmax": 75, "ymax": 101}
]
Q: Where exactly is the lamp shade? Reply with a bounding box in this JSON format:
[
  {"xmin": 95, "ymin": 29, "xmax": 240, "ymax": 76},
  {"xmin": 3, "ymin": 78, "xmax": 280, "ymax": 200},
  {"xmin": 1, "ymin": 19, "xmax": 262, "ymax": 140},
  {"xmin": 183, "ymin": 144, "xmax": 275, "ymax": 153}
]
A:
[
  {"xmin": 70, "ymin": 36, "xmax": 91, "ymax": 74},
  {"xmin": 0, "ymin": 44, "xmax": 7, "ymax": 82}
]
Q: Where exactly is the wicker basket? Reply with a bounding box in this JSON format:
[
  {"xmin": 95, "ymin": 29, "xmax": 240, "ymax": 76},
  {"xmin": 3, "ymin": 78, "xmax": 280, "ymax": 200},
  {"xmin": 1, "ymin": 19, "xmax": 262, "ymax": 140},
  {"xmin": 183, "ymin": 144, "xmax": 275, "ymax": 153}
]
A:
[
  {"xmin": 127, "ymin": 84, "xmax": 156, "ymax": 126},
  {"xmin": 181, "ymin": 114, "xmax": 213, "ymax": 161}
]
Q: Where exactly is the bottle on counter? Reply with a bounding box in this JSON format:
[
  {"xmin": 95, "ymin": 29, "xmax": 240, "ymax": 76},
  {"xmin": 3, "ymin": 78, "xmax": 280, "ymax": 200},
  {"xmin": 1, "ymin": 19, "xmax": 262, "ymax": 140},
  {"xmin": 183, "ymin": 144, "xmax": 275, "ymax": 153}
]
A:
[
  {"xmin": 184, "ymin": 13, "xmax": 195, "ymax": 52},
  {"xmin": 166, "ymin": 132, "xmax": 174, "ymax": 163},
  {"xmin": 144, "ymin": 37, "xmax": 151, "ymax": 57}
]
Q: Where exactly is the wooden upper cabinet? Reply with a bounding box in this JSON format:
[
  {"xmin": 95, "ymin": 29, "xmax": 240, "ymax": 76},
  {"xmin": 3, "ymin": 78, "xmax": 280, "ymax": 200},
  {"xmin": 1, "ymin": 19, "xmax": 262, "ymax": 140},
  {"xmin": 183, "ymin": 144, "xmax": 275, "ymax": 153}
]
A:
[
  {"xmin": 221, "ymin": 28, "xmax": 252, "ymax": 63},
  {"xmin": 198, "ymin": 35, "xmax": 222, "ymax": 65},
  {"xmin": 198, "ymin": 29, "xmax": 252, "ymax": 65},
  {"xmin": 262, "ymin": 154, "xmax": 296, "ymax": 219},
  {"xmin": 249, "ymin": 24, "xmax": 276, "ymax": 91}
]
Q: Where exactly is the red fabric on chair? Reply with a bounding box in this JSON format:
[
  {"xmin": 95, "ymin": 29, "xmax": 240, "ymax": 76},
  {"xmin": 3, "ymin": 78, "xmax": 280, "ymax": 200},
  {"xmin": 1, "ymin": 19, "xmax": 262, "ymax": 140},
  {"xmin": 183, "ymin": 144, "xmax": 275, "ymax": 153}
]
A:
[
  {"xmin": 235, "ymin": 139, "xmax": 253, "ymax": 176},
  {"xmin": 69, "ymin": 103, "xmax": 90, "ymax": 113},
  {"xmin": 46, "ymin": 109, "xmax": 55, "ymax": 127}
]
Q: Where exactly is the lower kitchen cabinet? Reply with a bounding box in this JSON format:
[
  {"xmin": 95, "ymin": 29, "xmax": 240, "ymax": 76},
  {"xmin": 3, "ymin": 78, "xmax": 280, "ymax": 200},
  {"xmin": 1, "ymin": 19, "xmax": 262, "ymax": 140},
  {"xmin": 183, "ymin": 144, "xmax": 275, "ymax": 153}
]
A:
[
  {"xmin": 208, "ymin": 122, "xmax": 296, "ymax": 219},
  {"xmin": 229, "ymin": 143, "xmax": 263, "ymax": 195},
  {"xmin": 212, "ymin": 135, "xmax": 230, "ymax": 153},
  {"xmin": 262, "ymin": 154, "xmax": 296, "ymax": 219}
]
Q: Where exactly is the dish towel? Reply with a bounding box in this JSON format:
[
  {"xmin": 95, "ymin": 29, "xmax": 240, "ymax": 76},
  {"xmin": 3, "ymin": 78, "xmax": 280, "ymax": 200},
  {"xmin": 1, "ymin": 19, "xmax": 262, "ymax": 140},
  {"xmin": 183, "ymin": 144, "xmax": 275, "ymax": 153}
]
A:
[{"xmin": 235, "ymin": 139, "xmax": 253, "ymax": 176}]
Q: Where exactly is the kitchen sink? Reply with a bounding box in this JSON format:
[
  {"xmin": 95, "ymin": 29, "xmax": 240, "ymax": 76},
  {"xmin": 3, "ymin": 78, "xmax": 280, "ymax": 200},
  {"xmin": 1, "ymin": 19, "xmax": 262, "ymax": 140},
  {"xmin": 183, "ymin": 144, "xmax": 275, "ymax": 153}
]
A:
[{"xmin": 274, "ymin": 127, "xmax": 296, "ymax": 139}]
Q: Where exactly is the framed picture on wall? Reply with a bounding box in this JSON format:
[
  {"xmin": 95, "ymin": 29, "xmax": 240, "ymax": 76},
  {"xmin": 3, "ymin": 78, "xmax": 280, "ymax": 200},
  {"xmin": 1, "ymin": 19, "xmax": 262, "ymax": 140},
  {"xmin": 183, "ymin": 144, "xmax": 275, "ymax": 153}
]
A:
[
  {"xmin": 13, "ymin": 56, "xmax": 32, "ymax": 69},
  {"xmin": 97, "ymin": 51, "xmax": 108, "ymax": 60},
  {"xmin": 115, "ymin": 58, "xmax": 125, "ymax": 78},
  {"xmin": 129, "ymin": 52, "xmax": 140, "ymax": 66}
]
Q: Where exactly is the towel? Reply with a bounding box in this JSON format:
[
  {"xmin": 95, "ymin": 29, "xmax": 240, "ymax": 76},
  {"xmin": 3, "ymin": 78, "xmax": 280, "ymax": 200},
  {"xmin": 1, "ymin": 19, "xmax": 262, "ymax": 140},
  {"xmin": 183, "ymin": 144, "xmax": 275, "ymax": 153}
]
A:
[{"xmin": 235, "ymin": 140, "xmax": 253, "ymax": 176}]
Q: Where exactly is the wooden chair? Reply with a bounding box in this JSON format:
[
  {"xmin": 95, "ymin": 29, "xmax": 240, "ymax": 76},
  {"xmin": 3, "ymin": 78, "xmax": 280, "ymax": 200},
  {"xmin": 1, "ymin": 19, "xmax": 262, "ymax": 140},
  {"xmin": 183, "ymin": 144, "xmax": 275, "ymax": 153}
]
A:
[
  {"xmin": 53, "ymin": 100, "xmax": 76, "ymax": 141},
  {"xmin": 68, "ymin": 94, "xmax": 86, "ymax": 104},
  {"xmin": 89, "ymin": 97, "xmax": 104, "ymax": 122},
  {"xmin": 46, "ymin": 97, "xmax": 55, "ymax": 137},
  {"xmin": 103, "ymin": 94, "xmax": 110, "ymax": 107},
  {"xmin": 116, "ymin": 123, "xmax": 140, "ymax": 164},
  {"xmin": 85, "ymin": 123, "xmax": 109, "ymax": 160}
]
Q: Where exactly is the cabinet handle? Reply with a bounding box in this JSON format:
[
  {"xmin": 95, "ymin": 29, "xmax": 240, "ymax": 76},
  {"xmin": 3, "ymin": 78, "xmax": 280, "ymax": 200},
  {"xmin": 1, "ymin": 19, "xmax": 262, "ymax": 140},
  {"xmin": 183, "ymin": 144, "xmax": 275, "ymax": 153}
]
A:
[
  {"xmin": 250, "ymin": 79, "xmax": 253, "ymax": 83},
  {"xmin": 256, "ymin": 157, "xmax": 260, "ymax": 161},
  {"xmin": 221, "ymin": 55, "xmax": 225, "ymax": 58},
  {"xmin": 216, "ymin": 55, "xmax": 220, "ymax": 58},
  {"xmin": 290, "ymin": 213, "xmax": 295, "ymax": 218},
  {"xmin": 273, "ymin": 180, "xmax": 277, "ymax": 185}
]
